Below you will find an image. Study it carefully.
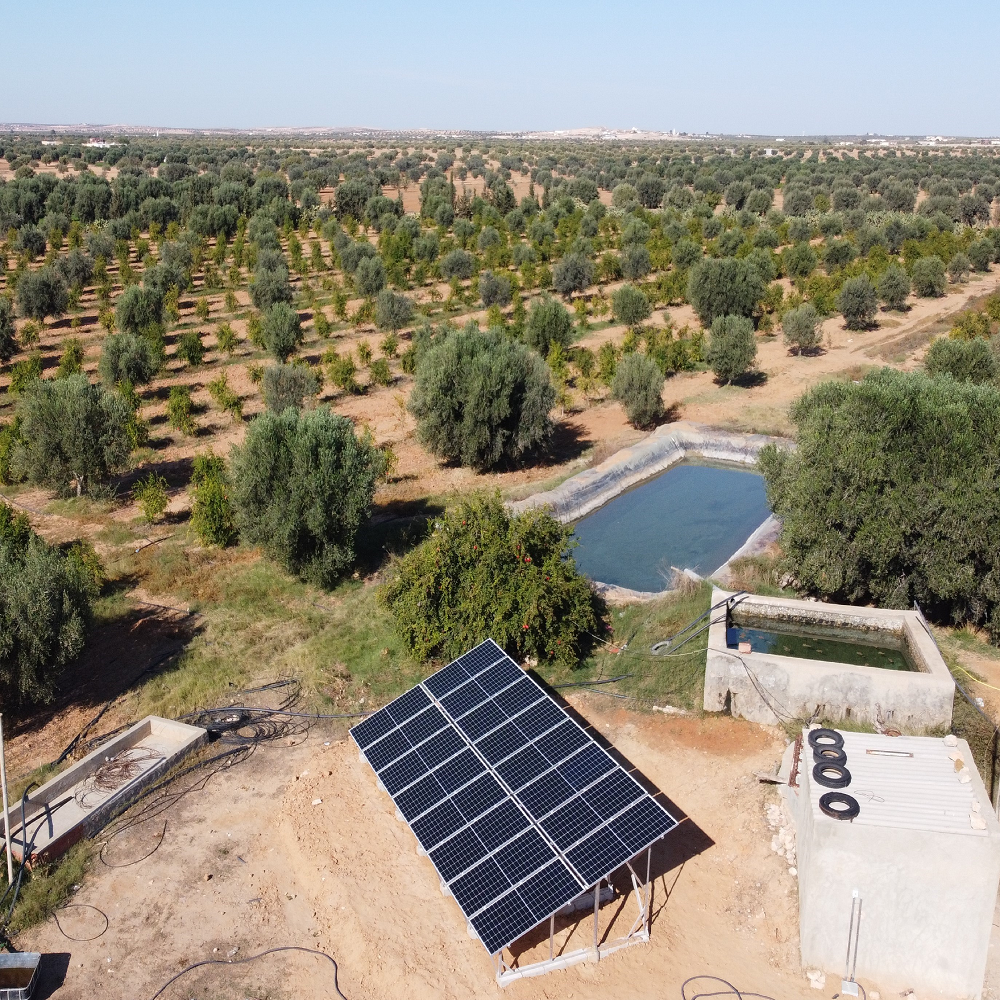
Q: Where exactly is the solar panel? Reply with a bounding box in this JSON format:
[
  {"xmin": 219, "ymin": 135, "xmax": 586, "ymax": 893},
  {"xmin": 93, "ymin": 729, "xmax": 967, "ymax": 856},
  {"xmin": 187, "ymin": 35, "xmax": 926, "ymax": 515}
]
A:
[{"xmin": 351, "ymin": 639, "xmax": 677, "ymax": 956}]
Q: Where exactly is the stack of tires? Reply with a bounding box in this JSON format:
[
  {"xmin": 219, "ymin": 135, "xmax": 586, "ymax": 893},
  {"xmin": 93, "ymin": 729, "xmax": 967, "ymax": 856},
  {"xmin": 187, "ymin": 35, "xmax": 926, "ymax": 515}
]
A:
[{"xmin": 809, "ymin": 729, "xmax": 860, "ymax": 821}]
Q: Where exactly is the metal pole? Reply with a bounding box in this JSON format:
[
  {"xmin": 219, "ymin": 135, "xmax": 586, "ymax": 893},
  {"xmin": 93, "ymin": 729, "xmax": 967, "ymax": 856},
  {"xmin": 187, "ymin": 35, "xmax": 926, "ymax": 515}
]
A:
[
  {"xmin": 549, "ymin": 913, "xmax": 554, "ymax": 961},
  {"xmin": 645, "ymin": 847, "xmax": 652, "ymax": 936},
  {"xmin": 593, "ymin": 879, "xmax": 601, "ymax": 957},
  {"xmin": 843, "ymin": 892, "xmax": 857, "ymax": 980},
  {"xmin": 850, "ymin": 897, "xmax": 862, "ymax": 982},
  {"xmin": 0, "ymin": 714, "xmax": 12, "ymax": 886}
]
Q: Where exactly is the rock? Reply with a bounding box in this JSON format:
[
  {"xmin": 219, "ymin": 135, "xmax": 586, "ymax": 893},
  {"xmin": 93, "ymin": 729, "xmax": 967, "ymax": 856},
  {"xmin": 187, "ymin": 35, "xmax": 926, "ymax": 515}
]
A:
[
  {"xmin": 806, "ymin": 970, "xmax": 825, "ymax": 989},
  {"xmin": 204, "ymin": 873, "xmax": 213, "ymax": 881}
]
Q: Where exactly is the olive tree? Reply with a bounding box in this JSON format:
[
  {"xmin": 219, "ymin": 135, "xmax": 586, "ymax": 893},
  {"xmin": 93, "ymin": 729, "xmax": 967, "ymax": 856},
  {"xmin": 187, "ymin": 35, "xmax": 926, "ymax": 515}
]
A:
[
  {"xmin": 924, "ymin": 337, "xmax": 997, "ymax": 384},
  {"xmin": 0, "ymin": 297, "xmax": 15, "ymax": 363},
  {"xmin": 115, "ymin": 284, "xmax": 163, "ymax": 335},
  {"xmin": 877, "ymin": 264, "xmax": 911, "ymax": 310},
  {"xmin": 263, "ymin": 302, "xmax": 303, "ymax": 362},
  {"xmin": 707, "ymin": 314, "xmax": 757, "ymax": 384},
  {"xmin": 16, "ymin": 267, "xmax": 69, "ymax": 322},
  {"xmin": 262, "ymin": 363, "xmax": 320, "ymax": 411},
  {"xmin": 837, "ymin": 275, "xmax": 878, "ymax": 330},
  {"xmin": 524, "ymin": 296, "xmax": 573, "ymax": 356},
  {"xmin": 782, "ymin": 303, "xmax": 821, "ymax": 353},
  {"xmin": 552, "ymin": 253, "xmax": 593, "ymax": 297},
  {"xmin": 479, "ymin": 270, "xmax": 512, "ymax": 308},
  {"xmin": 611, "ymin": 284, "xmax": 652, "ymax": 328},
  {"xmin": 687, "ymin": 257, "xmax": 766, "ymax": 325},
  {"xmin": 911, "ymin": 256, "xmax": 947, "ymax": 297},
  {"xmin": 98, "ymin": 332, "xmax": 161, "ymax": 386},
  {"xmin": 375, "ymin": 289, "xmax": 414, "ymax": 331},
  {"xmin": 612, "ymin": 352, "xmax": 664, "ymax": 427},
  {"xmin": 355, "ymin": 256, "xmax": 387, "ymax": 297},
  {"xmin": 439, "ymin": 248, "xmax": 476, "ymax": 280}
]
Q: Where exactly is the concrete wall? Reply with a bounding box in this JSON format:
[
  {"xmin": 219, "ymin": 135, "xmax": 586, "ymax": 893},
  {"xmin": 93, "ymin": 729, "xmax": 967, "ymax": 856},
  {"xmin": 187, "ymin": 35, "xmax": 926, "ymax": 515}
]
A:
[
  {"xmin": 704, "ymin": 589, "xmax": 955, "ymax": 731},
  {"xmin": 782, "ymin": 738, "xmax": 1000, "ymax": 999}
]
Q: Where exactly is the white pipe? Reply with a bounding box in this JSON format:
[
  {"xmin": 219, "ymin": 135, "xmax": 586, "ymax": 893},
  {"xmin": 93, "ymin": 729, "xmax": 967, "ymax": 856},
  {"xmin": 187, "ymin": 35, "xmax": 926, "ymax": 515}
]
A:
[{"xmin": 0, "ymin": 714, "xmax": 12, "ymax": 886}]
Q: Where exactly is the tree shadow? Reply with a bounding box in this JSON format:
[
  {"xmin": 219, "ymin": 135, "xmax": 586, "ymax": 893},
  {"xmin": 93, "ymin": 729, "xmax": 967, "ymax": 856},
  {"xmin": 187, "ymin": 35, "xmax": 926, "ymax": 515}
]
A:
[
  {"xmin": 537, "ymin": 419, "xmax": 593, "ymax": 468},
  {"xmin": 789, "ymin": 345, "xmax": 827, "ymax": 358},
  {"xmin": 353, "ymin": 496, "xmax": 446, "ymax": 576},
  {"xmin": 115, "ymin": 457, "xmax": 194, "ymax": 495},
  {"xmin": 729, "ymin": 370, "xmax": 768, "ymax": 388}
]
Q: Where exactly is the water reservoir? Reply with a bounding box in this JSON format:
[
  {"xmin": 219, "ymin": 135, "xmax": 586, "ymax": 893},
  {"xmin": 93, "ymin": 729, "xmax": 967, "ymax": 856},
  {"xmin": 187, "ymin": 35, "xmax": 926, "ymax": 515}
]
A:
[{"xmin": 570, "ymin": 460, "xmax": 771, "ymax": 593}]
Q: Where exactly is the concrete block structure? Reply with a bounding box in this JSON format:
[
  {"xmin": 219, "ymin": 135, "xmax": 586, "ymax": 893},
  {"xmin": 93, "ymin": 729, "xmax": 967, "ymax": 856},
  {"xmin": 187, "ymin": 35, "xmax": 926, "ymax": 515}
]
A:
[
  {"xmin": 704, "ymin": 589, "xmax": 955, "ymax": 731},
  {"xmin": 781, "ymin": 729, "xmax": 1000, "ymax": 999}
]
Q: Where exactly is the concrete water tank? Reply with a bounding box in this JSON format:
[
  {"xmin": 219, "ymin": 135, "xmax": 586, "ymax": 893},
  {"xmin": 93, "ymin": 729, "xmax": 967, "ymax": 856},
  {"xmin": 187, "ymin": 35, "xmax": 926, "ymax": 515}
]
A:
[{"xmin": 781, "ymin": 729, "xmax": 1000, "ymax": 999}]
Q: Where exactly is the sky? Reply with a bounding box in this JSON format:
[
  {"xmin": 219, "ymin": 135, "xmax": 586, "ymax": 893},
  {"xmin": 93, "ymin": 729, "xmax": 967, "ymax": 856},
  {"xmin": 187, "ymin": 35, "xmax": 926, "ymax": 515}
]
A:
[{"xmin": 4, "ymin": 0, "xmax": 999, "ymax": 136}]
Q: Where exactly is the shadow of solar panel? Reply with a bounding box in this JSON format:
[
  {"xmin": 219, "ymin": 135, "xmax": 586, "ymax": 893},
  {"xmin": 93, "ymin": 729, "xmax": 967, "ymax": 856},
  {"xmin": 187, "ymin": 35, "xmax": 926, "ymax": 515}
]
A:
[
  {"xmin": 535, "ymin": 721, "xmax": 590, "ymax": 766},
  {"xmin": 365, "ymin": 730, "xmax": 411, "ymax": 772},
  {"xmin": 434, "ymin": 748, "xmax": 485, "ymax": 794},
  {"xmin": 496, "ymin": 745, "xmax": 550, "ymax": 790},
  {"xmin": 424, "ymin": 660, "xmax": 472, "ymax": 698},
  {"xmin": 386, "ymin": 685, "xmax": 431, "ymax": 724},
  {"xmin": 609, "ymin": 797, "xmax": 676, "ymax": 855},
  {"xmin": 540, "ymin": 796, "xmax": 602, "ymax": 850},
  {"xmin": 351, "ymin": 707, "xmax": 395, "ymax": 749},
  {"xmin": 430, "ymin": 827, "xmax": 489, "ymax": 882},
  {"xmin": 494, "ymin": 677, "xmax": 542, "ymax": 718},
  {"xmin": 456, "ymin": 700, "xmax": 506, "ymax": 741},
  {"xmin": 454, "ymin": 639, "xmax": 507, "ymax": 677},
  {"xmin": 558, "ymin": 745, "xmax": 615, "ymax": 791},
  {"xmin": 471, "ymin": 890, "xmax": 534, "ymax": 956},
  {"xmin": 473, "ymin": 799, "xmax": 529, "ymax": 852},
  {"xmin": 453, "ymin": 773, "xmax": 506, "ymax": 822},
  {"xmin": 494, "ymin": 828, "xmax": 556, "ymax": 885},
  {"xmin": 451, "ymin": 858, "xmax": 511, "ymax": 916},
  {"xmin": 514, "ymin": 698, "xmax": 564, "ymax": 739},
  {"xmin": 476, "ymin": 722, "xmax": 528, "ymax": 765},
  {"xmin": 519, "ymin": 861, "xmax": 583, "ymax": 921},
  {"xmin": 519, "ymin": 769, "xmax": 576, "ymax": 818},
  {"xmin": 396, "ymin": 773, "xmax": 447, "ymax": 822},
  {"xmin": 380, "ymin": 750, "xmax": 428, "ymax": 795},
  {"xmin": 566, "ymin": 826, "xmax": 631, "ymax": 885},
  {"xmin": 412, "ymin": 798, "xmax": 467, "ymax": 851},
  {"xmin": 400, "ymin": 706, "xmax": 448, "ymax": 747},
  {"xmin": 417, "ymin": 727, "xmax": 466, "ymax": 769},
  {"xmin": 583, "ymin": 769, "xmax": 644, "ymax": 820},
  {"xmin": 442, "ymin": 679, "xmax": 490, "ymax": 718},
  {"xmin": 476, "ymin": 657, "xmax": 523, "ymax": 695}
]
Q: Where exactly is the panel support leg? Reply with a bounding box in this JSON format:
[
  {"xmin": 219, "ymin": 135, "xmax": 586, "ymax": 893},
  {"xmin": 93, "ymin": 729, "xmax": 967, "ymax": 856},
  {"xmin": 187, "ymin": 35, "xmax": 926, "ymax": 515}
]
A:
[
  {"xmin": 593, "ymin": 878, "xmax": 601, "ymax": 957},
  {"xmin": 549, "ymin": 913, "xmax": 554, "ymax": 960}
]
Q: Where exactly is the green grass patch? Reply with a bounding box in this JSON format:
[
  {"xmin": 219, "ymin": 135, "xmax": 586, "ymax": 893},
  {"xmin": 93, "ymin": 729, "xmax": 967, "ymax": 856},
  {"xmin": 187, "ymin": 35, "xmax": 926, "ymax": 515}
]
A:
[{"xmin": 1, "ymin": 842, "xmax": 92, "ymax": 937}]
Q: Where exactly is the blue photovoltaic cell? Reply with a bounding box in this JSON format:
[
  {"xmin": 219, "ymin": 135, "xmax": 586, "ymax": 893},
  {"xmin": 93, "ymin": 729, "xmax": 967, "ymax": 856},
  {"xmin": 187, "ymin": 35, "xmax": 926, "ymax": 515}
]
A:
[
  {"xmin": 400, "ymin": 706, "xmax": 447, "ymax": 747},
  {"xmin": 424, "ymin": 660, "xmax": 472, "ymax": 698},
  {"xmin": 476, "ymin": 658, "xmax": 523, "ymax": 695},
  {"xmin": 514, "ymin": 698, "xmax": 565, "ymax": 740},
  {"xmin": 558, "ymin": 745, "xmax": 615, "ymax": 791},
  {"xmin": 566, "ymin": 826, "xmax": 631, "ymax": 886},
  {"xmin": 541, "ymin": 796, "xmax": 602, "ymax": 851},
  {"xmin": 396, "ymin": 774, "xmax": 447, "ymax": 822},
  {"xmin": 366, "ymin": 730, "xmax": 412, "ymax": 773},
  {"xmin": 519, "ymin": 861, "xmax": 582, "ymax": 921},
  {"xmin": 494, "ymin": 678, "xmax": 542, "ymax": 719},
  {"xmin": 430, "ymin": 827, "xmax": 489, "ymax": 882},
  {"xmin": 451, "ymin": 858, "xmax": 511, "ymax": 916},
  {"xmin": 351, "ymin": 707, "xmax": 396, "ymax": 749},
  {"xmin": 471, "ymin": 890, "xmax": 535, "ymax": 956},
  {"xmin": 494, "ymin": 828, "xmax": 555, "ymax": 885},
  {"xmin": 519, "ymin": 770, "xmax": 576, "ymax": 818},
  {"xmin": 442, "ymin": 680, "xmax": 490, "ymax": 719},
  {"xmin": 386, "ymin": 685, "xmax": 431, "ymax": 724},
  {"xmin": 434, "ymin": 749, "xmax": 485, "ymax": 794},
  {"xmin": 476, "ymin": 722, "xmax": 528, "ymax": 765},
  {"xmin": 380, "ymin": 750, "xmax": 428, "ymax": 795},
  {"xmin": 535, "ymin": 721, "xmax": 590, "ymax": 766},
  {"xmin": 456, "ymin": 701, "xmax": 506, "ymax": 741},
  {"xmin": 473, "ymin": 800, "xmax": 529, "ymax": 852},
  {"xmin": 417, "ymin": 727, "xmax": 466, "ymax": 769},
  {"xmin": 350, "ymin": 639, "xmax": 680, "ymax": 958},
  {"xmin": 453, "ymin": 774, "xmax": 506, "ymax": 822},
  {"xmin": 497, "ymin": 745, "xmax": 551, "ymax": 790},
  {"xmin": 412, "ymin": 798, "xmax": 467, "ymax": 850}
]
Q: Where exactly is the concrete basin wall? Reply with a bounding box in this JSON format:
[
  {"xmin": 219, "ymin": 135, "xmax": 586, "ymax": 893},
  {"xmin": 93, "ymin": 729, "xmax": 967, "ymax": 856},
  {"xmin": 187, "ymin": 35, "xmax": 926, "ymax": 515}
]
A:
[{"xmin": 704, "ymin": 589, "xmax": 955, "ymax": 731}]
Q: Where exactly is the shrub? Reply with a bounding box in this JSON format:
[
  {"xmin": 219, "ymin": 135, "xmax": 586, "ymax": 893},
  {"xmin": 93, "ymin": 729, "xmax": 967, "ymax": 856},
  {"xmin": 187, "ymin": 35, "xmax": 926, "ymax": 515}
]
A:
[
  {"xmin": 57, "ymin": 338, "xmax": 85, "ymax": 378},
  {"xmin": 439, "ymin": 248, "xmax": 476, "ymax": 280},
  {"xmin": 924, "ymin": 337, "xmax": 997, "ymax": 383},
  {"xmin": 379, "ymin": 331, "xmax": 399, "ymax": 358},
  {"xmin": 16, "ymin": 267, "xmax": 68, "ymax": 322},
  {"xmin": 611, "ymin": 284, "xmax": 652, "ymax": 329},
  {"xmin": 216, "ymin": 322, "xmax": 239, "ymax": 354},
  {"xmin": 262, "ymin": 363, "xmax": 319, "ymax": 412},
  {"xmin": 375, "ymin": 288, "xmax": 414, "ymax": 331},
  {"xmin": 99, "ymin": 332, "xmax": 160, "ymax": 386},
  {"xmin": 911, "ymin": 255, "xmax": 947, "ymax": 297},
  {"xmin": 759, "ymin": 369, "xmax": 1000, "ymax": 638},
  {"xmin": 707, "ymin": 314, "xmax": 757, "ymax": 383},
  {"xmin": 687, "ymin": 257, "xmax": 766, "ymax": 325},
  {"xmin": 379, "ymin": 493, "xmax": 602, "ymax": 667},
  {"xmin": 262, "ymin": 301, "xmax": 302, "ymax": 362},
  {"xmin": 369, "ymin": 358, "xmax": 392, "ymax": 387},
  {"xmin": 479, "ymin": 270, "xmax": 513, "ymax": 308},
  {"xmin": 328, "ymin": 352, "xmax": 360, "ymax": 393},
  {"xmin": 552, "ymin": 253, "xmax": 594, "ymax": 297},
  {"xmin": 133, "ymin": 472, "xmax": 169, "ymax": 523},
  {"xmin": 354, "ymin": 255, "xmax": 386, "ymax": 297},
  {"xmin": 176, "ymin": 330, "xmax": 205, "ymax": 366},
  {"xmin": 8, "ymin": 374, "xmax": 131, "ymax": 494},
  {"xmin": 837, "ymin": 275, "xmax": 878, "ymax": 330},
  {"xmin": 9, "ymin": 353, "xmax": 43, "ymax": 395},
  {"xmin": 229, "ymin": 406, "xmax": 388, "ymax": 586},
  {"xmin": 524, "ymin": 296, "xmax": 573, "ymax": 356},
  {"xmin": 409, "ymin": 325, "xmax": 554, "ymax": 470},
  {"xmin": 948, "ymin": 252, "xmax": 971, "ymax": 283},
  {"xmin": 612, "ymin": 352, "xmax": 664, "ymax": 427},
  {"xmin": 0, "ymin": 298, "xmax": 15, "ymax": 362},
  {"xmin": 877, "ymin": 264, "xmax": 911, "ymax": 310},
  {"xmin": 191, "ymin": 452, "xmax": 237, "ymax": 547},
  {"xmin": 782, "ymin": 303, "xmax": 821, "ymax": 353},
  {"xmin": 207, "ymin": 371, "xmax": 243, "ymax": 421},
  {"xmin": 167, "ymin": 385, "xmax": 196, "ymax": 434},
  {"xmin": 0, "ymin": 501, "xmax": 98, "ymax": 707}
]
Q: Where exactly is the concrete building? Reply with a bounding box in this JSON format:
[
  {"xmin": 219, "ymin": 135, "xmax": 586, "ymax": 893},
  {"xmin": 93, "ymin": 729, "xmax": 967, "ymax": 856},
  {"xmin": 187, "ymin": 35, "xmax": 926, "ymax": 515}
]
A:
[{"xmin": 781, "ymin": 729, "xmax": 1000, "ymax": 999}]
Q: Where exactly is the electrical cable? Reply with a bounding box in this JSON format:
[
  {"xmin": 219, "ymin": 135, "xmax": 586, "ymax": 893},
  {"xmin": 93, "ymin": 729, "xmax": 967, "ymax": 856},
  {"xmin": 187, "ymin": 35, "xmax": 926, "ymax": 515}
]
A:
[
  {"xmin": 52, "ymin": 903, "xmax": 109, "ymax": 942},
  {"xmin": 147, "ymin": 944, "xmax": 348, "ymax": 1000},
  {"xmin": 680, "ymin": 974, "xmax": 777, "ymax": 1000}
]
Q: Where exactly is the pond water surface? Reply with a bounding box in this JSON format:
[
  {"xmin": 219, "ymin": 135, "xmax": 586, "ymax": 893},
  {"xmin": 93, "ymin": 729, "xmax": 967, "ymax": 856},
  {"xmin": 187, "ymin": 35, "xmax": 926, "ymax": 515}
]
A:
[{"xmin": 570, "ymin": 461, "xmax": 771, "ymax": 593}]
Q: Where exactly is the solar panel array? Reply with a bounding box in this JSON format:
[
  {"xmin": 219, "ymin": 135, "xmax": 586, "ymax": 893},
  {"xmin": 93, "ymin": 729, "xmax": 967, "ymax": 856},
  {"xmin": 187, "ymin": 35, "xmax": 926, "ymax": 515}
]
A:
[{"xmin": 350, "ymin": 639, "xmax": 677, "ymax": 956}]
